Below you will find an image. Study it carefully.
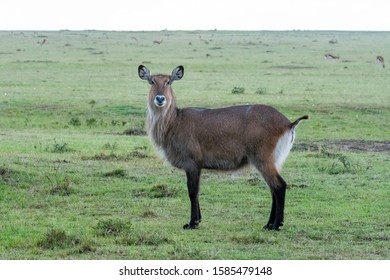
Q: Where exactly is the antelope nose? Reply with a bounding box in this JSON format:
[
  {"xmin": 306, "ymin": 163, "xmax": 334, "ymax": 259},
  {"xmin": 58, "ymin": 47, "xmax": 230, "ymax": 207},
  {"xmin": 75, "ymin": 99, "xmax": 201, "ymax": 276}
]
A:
[{"xmin": 155, "ymin": 95, "xmax": 166, "ymax": 106}]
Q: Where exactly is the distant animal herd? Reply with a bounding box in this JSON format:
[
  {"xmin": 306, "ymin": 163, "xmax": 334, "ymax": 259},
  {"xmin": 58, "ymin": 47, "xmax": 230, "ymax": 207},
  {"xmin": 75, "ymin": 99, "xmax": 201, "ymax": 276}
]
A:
[{"xmin": 324, "ymin": 53, "xmax": 385, "ymax": 68}]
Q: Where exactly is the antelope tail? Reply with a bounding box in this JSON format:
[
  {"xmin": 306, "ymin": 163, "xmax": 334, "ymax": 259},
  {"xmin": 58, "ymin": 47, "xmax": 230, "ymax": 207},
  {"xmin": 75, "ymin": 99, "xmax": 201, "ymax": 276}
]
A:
[{"xmin": 291, "ymin": 115, "xmax": 309, "ymax": 129}]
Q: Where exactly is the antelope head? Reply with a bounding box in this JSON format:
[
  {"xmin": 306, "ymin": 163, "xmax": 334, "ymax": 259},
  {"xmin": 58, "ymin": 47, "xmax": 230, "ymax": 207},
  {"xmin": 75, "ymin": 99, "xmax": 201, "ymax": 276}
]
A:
[{"xmin": 138, "ymin": 65, "xmax": 184, "ymax": 109}]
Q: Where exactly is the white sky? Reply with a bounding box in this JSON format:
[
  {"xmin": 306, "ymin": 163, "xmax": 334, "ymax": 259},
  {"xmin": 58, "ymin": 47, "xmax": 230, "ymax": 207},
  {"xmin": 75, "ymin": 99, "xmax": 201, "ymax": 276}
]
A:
[{"xmin": 1, "ymin": 0, "xmax": 389, "ymax": 31}]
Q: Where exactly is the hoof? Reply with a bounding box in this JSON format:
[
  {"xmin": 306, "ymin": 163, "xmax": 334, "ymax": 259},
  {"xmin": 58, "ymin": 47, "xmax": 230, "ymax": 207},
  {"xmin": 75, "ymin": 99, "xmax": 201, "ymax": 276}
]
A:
[
  {"xmin": 183, "ymin": 224, "xmax": 197, "ymax": 230},
  {"xmin": 263, "ymin": 223, "xmax": 282, "ymax": 231},
  {"xmin": 183, "ymin": 222, "xmax": 199, "ymax": 230},
  {"xmin": 263, "ymin": 223, "xmax": 272, "ymax": 230}
]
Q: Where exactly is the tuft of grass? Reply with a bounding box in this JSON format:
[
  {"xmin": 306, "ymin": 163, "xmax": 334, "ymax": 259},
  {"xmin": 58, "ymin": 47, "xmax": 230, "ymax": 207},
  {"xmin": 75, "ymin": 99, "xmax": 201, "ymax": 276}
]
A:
[
  {"xmin": 123, "ymin": 127, "xmax": 147, "ymax": 136},
  {"xmin": 150, "ymin": 184, "xmax": 178, "ymax": 198},
  {"xmin": 46, "ymin": 175, "xmax": 74, "ymax": 196},
  {"xmin": 50, "ymin": 182, "xmax": 74, "ymax": 196},
  {"xmin": 89, "ymin": 100, "xmax": 97, "ymax": 107},
  {"xmin": 103, "ymin": 168, "xmax": 127, "ymax": 177},
  {"xmin": 134, "ymin": 184, "xmax": 179, "ymax": 199},
  {"xmin": 0, "ymin": 166, "xmax": 18, "ymax": 184},
  {"xmin": 141, "ymin": 209, "xmax": 158, "ymax": 218},
  {"xmin": 81, "ymin": 152, "xmax": 141, "ymax": 161},
  {"xmin": 69, "ymin": 117, "xmax": 81, "ymax": 127},
  {"xmin": 86, "ymin": 118, "xmax": 97, "ymax": 127},
  {"xmin": 95, "ymin": 219, "xmax": 132, "ymax": 237},
  {"xmin": 287, "ymin": 183, "xmax": 309, "ymax": 189},
  {"xmin": 81, "ymin": 152, "xmax": 118, "ymax": 161},
  {"xmin": 102, "ymin": 142, "xmax": 118, "ymax": 151},
  {"xmin": 129, "ymin": 150, "xmax": 149, "ymax": 159},
  {"xmin": 231, "ymin": 86, "xmax": 245, "ymax": 94},
  {"xmin": 314, "ymin": 147, "xmax": 369, "ymax": 174},
  {"xmin": 45, "ymin": 139, "xmax": 74, "ymax": 153},
  {"xmin": 82, "ymin": 146, "xmax": 150, "ymax": 162},
  {"xmin": 232, "ymin": 233, "xmax": 280, "ymax": 245},
  {"xmin": 37, "ymin": 229, "xmax": 80, "ymax": 249},
  {"xmin": 255, "ymin": 87, "xmax": 267, "ymax": 95}
]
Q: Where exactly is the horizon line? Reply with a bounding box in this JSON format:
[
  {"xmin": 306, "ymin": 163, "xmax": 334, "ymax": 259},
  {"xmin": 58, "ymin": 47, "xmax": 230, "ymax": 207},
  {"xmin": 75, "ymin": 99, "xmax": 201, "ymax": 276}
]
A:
[{"xmin": 1, "ymin": 28, "xmax": 390, "ymax": 32}]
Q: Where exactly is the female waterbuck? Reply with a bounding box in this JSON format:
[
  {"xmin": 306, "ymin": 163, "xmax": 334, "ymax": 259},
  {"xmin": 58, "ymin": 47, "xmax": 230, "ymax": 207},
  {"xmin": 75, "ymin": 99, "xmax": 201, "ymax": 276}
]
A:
[{"xmin": 138, "ymin": 65, "xmax": 308, "ymax": 230}]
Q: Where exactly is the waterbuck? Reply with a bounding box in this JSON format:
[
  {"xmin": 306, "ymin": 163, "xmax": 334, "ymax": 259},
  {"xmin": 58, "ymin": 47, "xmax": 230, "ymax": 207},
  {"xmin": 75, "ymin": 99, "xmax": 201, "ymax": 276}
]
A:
[
  {"xmin": 138, "ymin": 65, "xmax": 308, "ymax": 230},
  {"xmin": 376, "ymin": 56, "xmax": 385, "ymax": 68}
]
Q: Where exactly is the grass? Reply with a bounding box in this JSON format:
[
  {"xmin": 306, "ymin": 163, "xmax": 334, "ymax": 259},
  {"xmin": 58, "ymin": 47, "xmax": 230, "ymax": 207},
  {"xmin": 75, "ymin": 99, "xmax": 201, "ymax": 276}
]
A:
[{"xmin": 0, "ymin": 30, "xmax": 389, "ymax": 259}]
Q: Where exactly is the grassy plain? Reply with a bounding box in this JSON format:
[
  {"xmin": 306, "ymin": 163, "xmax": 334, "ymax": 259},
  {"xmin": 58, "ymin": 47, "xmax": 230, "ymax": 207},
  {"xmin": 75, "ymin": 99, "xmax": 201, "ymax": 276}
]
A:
[{"xmin": 0, "ymin": 30, "xmax": 389, "ymax": 259}]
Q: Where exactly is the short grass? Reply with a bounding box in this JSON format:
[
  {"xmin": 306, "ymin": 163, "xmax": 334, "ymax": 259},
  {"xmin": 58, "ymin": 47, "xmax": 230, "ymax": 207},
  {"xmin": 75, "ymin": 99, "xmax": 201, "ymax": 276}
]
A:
[{"xmin": 0, "ymin": 30, "xmax": 389, "ymax": 259}]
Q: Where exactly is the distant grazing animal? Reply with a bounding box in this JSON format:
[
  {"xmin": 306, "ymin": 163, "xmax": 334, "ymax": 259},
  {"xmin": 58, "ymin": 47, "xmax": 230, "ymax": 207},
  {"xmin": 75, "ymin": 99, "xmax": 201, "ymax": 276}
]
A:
[
  {"xmin": 38, "ymin": 39, "xmax": 47, "ymax": 46},
  {"xmin": 324, "ymin": 53, "xmax": 339, "ymax": 60},
  {"xmin": 376, "ymin": 56, "xmax": 385, "ymax": 68},
  {"xmin": 153, "ymin": 39, "xmax": 163, "ymax": 45},
  {"xmin": 138, "ymin": 65, "xmax": 308, "ymax": 231}
]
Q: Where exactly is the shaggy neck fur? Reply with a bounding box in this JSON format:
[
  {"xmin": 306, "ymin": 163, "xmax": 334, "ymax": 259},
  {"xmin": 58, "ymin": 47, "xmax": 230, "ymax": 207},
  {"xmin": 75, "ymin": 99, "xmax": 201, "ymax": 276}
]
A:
[{"xmin": 147, "ymin": 96, "xmax": 177, "ymax": 148}]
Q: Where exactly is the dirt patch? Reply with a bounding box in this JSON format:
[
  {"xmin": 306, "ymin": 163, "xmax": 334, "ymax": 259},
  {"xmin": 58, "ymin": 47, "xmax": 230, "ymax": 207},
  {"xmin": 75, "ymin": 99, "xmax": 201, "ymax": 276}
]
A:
[{"xmin": 294, "ymin": 140, "xmax": 390, "ymax": 153}]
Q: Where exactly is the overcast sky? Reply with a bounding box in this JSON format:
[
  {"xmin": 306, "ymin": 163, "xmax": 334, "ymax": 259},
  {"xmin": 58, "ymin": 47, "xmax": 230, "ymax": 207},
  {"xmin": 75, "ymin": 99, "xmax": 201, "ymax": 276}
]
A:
[{"xmin": 1, "ymin": 0, "xmax": 389, "ymax": 31}]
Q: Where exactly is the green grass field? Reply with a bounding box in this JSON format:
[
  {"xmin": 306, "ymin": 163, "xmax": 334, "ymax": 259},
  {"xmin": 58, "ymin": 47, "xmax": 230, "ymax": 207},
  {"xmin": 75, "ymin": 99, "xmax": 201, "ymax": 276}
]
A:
[{"xmin": 0, "ymin": 30, "xmax": 389, "ymax": 259}]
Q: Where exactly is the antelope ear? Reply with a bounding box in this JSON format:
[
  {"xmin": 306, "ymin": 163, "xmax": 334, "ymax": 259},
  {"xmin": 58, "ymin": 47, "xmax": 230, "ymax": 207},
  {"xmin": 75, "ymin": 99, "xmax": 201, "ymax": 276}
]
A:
[
  {"xmin": 171, "ymin": 65, "xmax": 184, "ymax": 82},
  {"xmin": 138, "ymin": 65, "xmax": 152, "ymax": 82}
]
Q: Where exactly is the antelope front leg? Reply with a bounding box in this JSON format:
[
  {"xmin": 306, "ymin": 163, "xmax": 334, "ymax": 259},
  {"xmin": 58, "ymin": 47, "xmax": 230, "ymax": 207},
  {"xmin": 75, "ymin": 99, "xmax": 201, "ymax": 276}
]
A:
[{"xmin": 183, "ymin": 168, "xmax": 201, "ymax": 229}]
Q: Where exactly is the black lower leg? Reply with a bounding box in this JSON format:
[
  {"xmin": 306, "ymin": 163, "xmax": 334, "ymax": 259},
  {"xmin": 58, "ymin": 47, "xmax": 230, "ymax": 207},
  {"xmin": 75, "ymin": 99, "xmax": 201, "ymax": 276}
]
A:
[
  {"xmin": 264, "ymin": 194, "xmax": 276, "ymax": 229},
  {"xmin": 263, "ymin": 174, "xmax": 287, "ymax": 231},
  {"xmin": 269, "ymin": 176, "xmax": 286, "ymax": 230},
  {"xmin": 183, "ymin": 168, "xmax": 201, "ymax": 230}
]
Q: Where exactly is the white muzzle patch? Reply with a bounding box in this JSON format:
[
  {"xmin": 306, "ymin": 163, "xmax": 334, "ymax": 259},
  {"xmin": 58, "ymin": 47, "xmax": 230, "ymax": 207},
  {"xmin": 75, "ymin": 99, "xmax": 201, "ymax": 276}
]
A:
[{"xmin": 154, "ymin": 95, "xmax": 166, "ymax": 107}]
